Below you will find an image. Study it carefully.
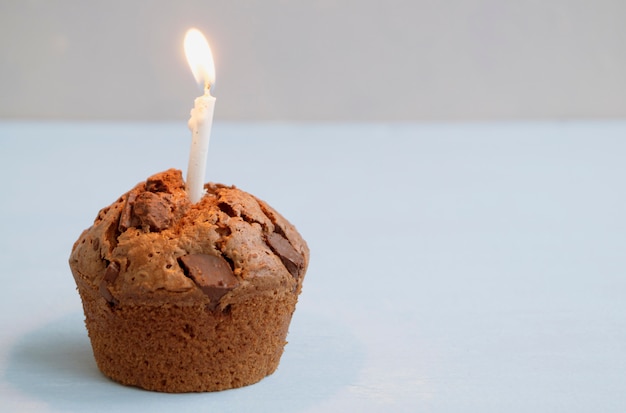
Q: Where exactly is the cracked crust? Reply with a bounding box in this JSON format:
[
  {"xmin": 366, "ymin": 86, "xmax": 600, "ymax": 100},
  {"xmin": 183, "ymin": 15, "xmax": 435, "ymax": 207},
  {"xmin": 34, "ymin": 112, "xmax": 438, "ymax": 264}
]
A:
[{"xmin": 69, "ymin": 169, "xmax": 309, "ymax": 308}]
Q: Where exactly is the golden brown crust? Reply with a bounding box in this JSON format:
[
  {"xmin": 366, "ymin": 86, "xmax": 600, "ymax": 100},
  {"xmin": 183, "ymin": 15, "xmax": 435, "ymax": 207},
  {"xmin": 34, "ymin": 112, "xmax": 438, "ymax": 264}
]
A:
[
  {"xmin": 75, "ymin": 267, "xmax": 297, "ymax": 392},
  {"xmin": 70, "ymin": 169, "xmax": 309, "ymax": 306},
  {"xmin": 69, "ymin": 169, "xmax": 309, "ymax": 392}
]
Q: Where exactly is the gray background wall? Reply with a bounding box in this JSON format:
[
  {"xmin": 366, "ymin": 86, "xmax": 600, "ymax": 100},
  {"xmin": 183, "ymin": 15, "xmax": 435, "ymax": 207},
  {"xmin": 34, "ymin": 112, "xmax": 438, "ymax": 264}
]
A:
[{"xmin": 2, "ymin": 0, "xmax": 626, "ymax": 122}]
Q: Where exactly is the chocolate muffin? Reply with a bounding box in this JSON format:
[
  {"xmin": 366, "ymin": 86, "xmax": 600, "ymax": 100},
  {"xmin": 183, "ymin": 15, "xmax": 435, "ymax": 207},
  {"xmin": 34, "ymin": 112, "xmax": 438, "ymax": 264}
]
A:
[{"xmin": 69, "ymin": 169, "xmax": 309, "ymax": 392}]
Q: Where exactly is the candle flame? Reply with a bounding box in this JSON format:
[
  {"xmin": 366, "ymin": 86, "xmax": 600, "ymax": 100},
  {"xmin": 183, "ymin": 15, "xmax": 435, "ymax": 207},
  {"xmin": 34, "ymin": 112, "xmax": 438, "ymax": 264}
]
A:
[{"xmin": 184, "ymin": 28, "xmax": 216, "ymax": 91}]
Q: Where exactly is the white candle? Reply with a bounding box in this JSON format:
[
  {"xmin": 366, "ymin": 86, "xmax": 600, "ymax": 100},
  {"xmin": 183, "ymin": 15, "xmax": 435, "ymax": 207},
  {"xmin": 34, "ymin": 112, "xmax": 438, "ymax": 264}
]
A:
[
  {"xmin": 186, "ymin": 88, "xmax": 215, "ymax": 203},
  {"xmin": 184, "ymin": 28, "xmax": 216, "ymax": 203}
]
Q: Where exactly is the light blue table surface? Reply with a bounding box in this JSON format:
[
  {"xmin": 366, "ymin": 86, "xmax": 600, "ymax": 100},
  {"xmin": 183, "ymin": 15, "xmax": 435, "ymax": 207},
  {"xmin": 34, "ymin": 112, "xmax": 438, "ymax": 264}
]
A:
[{"xmin": 0, "ymin": 121, "xmax": 625, "ymax": 412}]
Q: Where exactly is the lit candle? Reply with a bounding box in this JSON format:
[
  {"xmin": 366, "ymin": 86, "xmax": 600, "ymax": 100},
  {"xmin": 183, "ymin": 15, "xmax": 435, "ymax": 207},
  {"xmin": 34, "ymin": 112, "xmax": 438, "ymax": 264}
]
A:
[{"xmin": 184, "ymin": 28, "xmax": 216, "ymax": 203}]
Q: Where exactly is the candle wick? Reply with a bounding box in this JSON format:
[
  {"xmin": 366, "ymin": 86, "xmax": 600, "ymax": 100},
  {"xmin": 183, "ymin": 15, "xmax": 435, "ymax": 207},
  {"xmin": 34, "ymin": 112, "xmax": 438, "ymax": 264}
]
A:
[{"xmin": 204, "ymin": 81, "xmax": 212, "ymax": 95}]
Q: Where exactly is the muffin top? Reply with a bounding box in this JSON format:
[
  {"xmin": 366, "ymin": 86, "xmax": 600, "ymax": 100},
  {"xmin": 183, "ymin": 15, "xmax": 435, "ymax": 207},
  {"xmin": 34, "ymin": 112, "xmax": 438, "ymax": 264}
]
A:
[{"xmin": 70, "ymin": 169, "xmax": 309, "ymax": 308}]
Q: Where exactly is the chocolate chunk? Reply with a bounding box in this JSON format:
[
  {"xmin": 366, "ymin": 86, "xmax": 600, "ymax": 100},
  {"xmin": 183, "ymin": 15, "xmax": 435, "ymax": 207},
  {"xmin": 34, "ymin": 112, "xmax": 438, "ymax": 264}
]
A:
[
  {"xmin": 99, "ymin": 261, "xmax": 120, "ymax": 305},
  {"xmin": 178, "ymin": 254, "xmax": 240, "ymax": 309},
  {"xmin": 265, "ymin": 232, "xmax": 305, "ymax": 278},
  {"xmin": 132, "ymin": 192, "xmax": 173, "ymax": 232},
  {"xmin": 118, "ymin": 189, "xmax": 139, "ymax": 232},
  {"xmin": 273, "ymin": 224, "xmax": 287, "ymax": 238}
]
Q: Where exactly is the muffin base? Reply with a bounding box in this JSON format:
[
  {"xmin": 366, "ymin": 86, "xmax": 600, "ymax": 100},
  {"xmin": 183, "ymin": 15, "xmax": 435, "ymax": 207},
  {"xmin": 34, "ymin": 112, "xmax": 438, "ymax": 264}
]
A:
[{"xmin": 76, "ymin": 275, "xmax": 297, "ymax": 393}]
